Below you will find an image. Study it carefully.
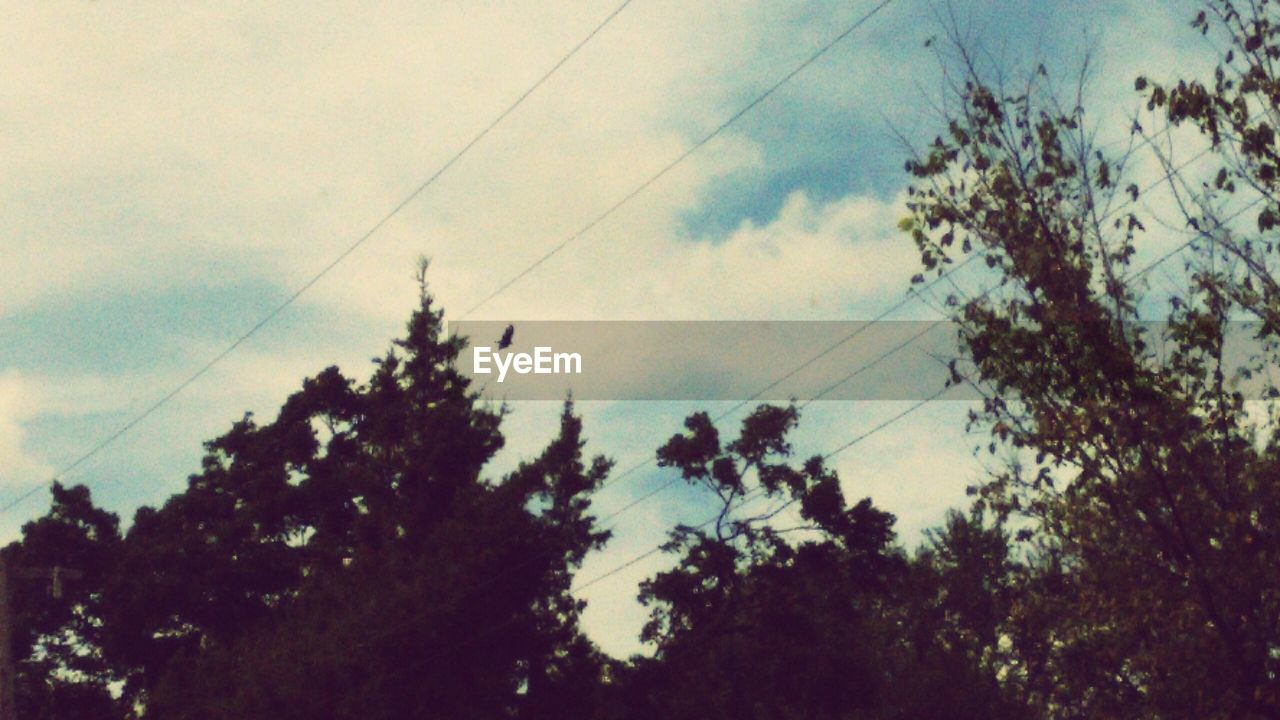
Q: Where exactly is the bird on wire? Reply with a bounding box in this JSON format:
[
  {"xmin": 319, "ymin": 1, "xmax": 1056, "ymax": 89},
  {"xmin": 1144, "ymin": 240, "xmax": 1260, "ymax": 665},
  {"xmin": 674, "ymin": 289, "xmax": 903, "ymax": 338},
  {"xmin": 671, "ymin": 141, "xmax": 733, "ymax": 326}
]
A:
[{"xmin": 496, "ymin": 324, "xmax": 515, "ymax": 350}]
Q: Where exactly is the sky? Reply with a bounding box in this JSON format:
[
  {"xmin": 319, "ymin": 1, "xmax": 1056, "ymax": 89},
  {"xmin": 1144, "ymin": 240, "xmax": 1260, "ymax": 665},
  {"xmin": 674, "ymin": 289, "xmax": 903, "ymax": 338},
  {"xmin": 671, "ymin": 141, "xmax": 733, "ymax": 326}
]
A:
[{"xmin": 0, "ymin": 0, "xmax": 1220, "ymax": 656}]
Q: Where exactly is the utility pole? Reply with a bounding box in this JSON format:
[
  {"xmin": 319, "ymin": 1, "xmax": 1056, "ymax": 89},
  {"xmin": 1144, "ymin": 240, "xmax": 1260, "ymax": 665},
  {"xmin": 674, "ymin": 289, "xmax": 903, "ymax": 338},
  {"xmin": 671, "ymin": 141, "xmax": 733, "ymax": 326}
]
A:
[
  {"xmin": 14, "ymin": 567, "xmax": 81, "ymax": 601},
  {"xmin": 0, "ymin": 556, "xmax": 84, "ymax": 720}
]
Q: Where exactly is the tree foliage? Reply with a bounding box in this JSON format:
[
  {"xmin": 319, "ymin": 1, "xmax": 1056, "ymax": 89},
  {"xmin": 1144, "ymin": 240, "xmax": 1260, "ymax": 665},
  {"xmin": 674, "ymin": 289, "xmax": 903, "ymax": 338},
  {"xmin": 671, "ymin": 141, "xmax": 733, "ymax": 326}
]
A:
[
  {"xmin": 602, "ymin": 406, "xmax": 1020, "ymax": 720},
  {"xmin": 902, "ymin": 2, "xmax": 1280, "ymax": 716},
  {"xmin": 7, "ymin": 274, "xmax": 612, "ymax": 719}
]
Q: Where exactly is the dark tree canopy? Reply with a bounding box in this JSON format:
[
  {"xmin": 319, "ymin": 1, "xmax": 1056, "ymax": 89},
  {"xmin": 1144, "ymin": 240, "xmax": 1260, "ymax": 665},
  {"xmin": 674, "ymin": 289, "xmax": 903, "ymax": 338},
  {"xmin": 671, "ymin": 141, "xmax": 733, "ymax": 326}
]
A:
[{"xmin": 7, "ymin": 278, "xmax": 612, "ymax": 719}]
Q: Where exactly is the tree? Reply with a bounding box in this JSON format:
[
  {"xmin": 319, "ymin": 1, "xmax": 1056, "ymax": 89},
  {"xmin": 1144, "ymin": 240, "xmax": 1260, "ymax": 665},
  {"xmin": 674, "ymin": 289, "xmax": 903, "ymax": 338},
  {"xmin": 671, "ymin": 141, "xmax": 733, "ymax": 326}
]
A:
[
  {"xmin": 5, "ymin": 267, "xmax": 613, "ymax": 718},
  {"xmin": 3, "ymin": 483, "xmax": 123, "ymax": 720},
  {"xmin": 142, "ymin": 402, "xmax": 610, "ymax": 720},
  {"xmin": 607, "ymin": 405, "xmax": 1021, "ymax": 720},
  {"xmin": 901, "ymin": 4, "xmax": 1280, "ymax": 715}
]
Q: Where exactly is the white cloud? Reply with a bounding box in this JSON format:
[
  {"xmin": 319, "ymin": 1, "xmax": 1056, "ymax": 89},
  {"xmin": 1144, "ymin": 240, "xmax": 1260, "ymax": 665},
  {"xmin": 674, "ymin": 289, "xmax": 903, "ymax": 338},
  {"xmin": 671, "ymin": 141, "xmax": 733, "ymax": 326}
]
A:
[
  {"xmin": 449, "ymin": 187, "xmax": 918, "ymax": 321},
  {"xmin": 0, "ymin": 371, "xmax": 52, "ymax": 490},
  {"xmin": 0, "ymin": 0, "xmax": 782, "ymax": 316}
]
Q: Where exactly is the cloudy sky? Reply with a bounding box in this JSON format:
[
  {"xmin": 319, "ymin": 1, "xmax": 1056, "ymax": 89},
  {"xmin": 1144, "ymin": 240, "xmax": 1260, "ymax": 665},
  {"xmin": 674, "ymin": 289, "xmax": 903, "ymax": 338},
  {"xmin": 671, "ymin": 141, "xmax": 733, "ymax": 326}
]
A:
[{"xmin": 1, "ymin": 0, "xmax": 1218, "ymax": 655}]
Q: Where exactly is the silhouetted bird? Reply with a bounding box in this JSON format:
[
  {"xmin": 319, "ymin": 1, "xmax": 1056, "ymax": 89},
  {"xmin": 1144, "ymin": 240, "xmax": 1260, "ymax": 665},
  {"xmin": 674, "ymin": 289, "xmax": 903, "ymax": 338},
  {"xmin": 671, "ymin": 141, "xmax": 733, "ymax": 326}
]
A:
[{"xmin": 497, "ymin": 324, "xmax": 514, "ymax": 350}]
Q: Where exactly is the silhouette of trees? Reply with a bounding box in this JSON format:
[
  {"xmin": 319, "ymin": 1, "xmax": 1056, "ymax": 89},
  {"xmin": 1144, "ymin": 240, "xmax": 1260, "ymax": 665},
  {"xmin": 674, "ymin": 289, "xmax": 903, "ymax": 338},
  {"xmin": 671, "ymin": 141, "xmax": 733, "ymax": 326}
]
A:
[
  {"xmin": 7, "ymin": 275, "xmax": 612, "ymax": 718},
  {"xmin": 599, "ymin": 406, "xmax": 1022, "ymax": 719}
]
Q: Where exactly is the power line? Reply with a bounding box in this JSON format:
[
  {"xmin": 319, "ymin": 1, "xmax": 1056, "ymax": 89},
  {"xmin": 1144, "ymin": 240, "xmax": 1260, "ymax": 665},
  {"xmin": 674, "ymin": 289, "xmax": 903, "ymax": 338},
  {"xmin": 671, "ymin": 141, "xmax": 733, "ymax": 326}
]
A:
[
  {"xmin": 1129, "ymin": 195, "xmax": 1267, "ymax": 279},
  {"xmin": 309, "ymin": 90, "xmax": 1275, "ymax": 682},
  {"xmin": 593, "ymin": 309, "xmax": 961, "ymax": 526},
  {"xmin": 337, "ymin": 297, "xmax": 970, "ymax": 670},
  {"xmin": 3, "ymin": 0, "xmax": 1213, "ymax": 520},
  {"xmin": 587, "ymin": 110, "xmax": 1244, "ymax": 525},
  {"xmin": 799, "ymin": 321, "xmax": 943, "ymax": 410},
  {"xmin": 591, "ymin": 267, "xmax": 974, "ymax": 526},
  {"xmin": 357, "ymin": 214, "xmax": 1224, "ymax": 679},
  {"xmin": 576, "ymin": 209, "xmax": 1230, "ymax": 589},
  {"xmin": 130, "ymin": 102, "xmax": 1260, "ymax": 687},
  {"xmin": 573, "ymin": 486, "xmax": 772, "ymax": 593},
  {"xmin": 0, "ymin": 0, "xmax": 638, "ymax": 515},
  {"xmin": 459, "ymin": 0, "xmax": 900, "ymax": 318},
  {"xmin": 11, "ymin": 0, "xmax": 903, "ymax": 515},
  {"xmin": 3, "ymin": 9, "xmax": 923, "ymax": 681},
  {"xmin": 821, "ymin": 386, "xmax": 950, "ymax": 460},
  {"xmin": 577, "ymin": 385, "xmax": 951, "ymax": 594}
]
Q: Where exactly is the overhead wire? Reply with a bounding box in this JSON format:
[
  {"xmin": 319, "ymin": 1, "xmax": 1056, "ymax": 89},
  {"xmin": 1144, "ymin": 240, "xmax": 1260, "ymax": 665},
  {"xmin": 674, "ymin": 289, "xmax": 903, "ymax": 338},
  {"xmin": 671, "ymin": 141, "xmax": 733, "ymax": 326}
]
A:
[
  {"xmin": 312, "ymin": 58, "xmax": 1280, "ymax": 694},
  {"xmin": 8, "ymin": 0, "xmax": 903, "ymax": 515},
  {"xmin": 339, "ymin": 62, "xmax": 1269, "ymax": 691},
  {"xmin": 586, "ymin": 101, "xmax": 1255, "ymax": 527},
  {"xmin": 457, "ymin": 0, "xmax": 900, "ymax": 318},
  {"xmin": 217, "ymin": 2, "xmax": 922, "ymax": 684},
  {"xmin": 579, "ymin": 207, "xmax": 1246, "ymax": 595},
  {"xmin": 0, "ymin": 0, "xmax": 639, "ymax": 514}
]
